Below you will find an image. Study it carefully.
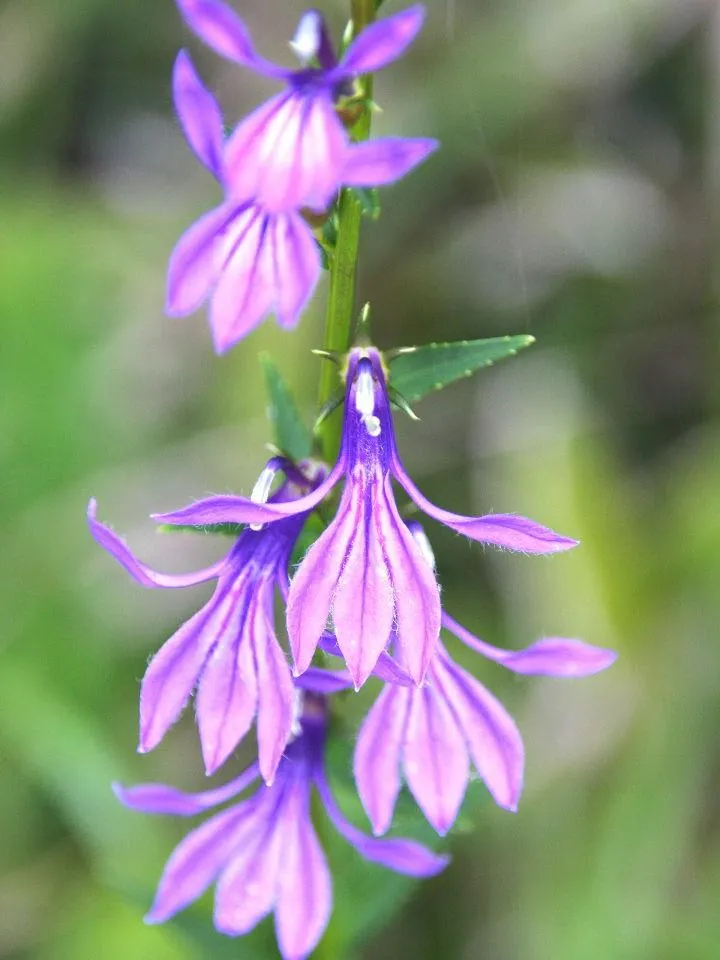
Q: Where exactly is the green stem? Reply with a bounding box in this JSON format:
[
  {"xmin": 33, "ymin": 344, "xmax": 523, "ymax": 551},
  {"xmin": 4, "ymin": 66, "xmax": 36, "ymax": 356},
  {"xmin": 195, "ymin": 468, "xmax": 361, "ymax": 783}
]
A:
[{"xmin": 316, "ymin": 0, "xmax": 376, "ymax": 463}]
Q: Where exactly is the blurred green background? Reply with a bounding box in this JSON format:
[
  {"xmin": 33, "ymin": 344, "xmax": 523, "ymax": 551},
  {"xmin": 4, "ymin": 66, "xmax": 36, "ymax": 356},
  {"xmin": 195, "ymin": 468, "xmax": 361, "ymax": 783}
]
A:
[{"xmin": 2, "ymin": 0, "xmax": 720, "ymax": 957}]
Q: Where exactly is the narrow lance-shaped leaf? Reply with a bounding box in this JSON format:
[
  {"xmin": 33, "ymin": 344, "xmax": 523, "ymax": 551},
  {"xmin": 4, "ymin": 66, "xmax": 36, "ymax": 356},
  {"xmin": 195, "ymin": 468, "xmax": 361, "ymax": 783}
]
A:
[
  {"xmin": 261, "ymin": 353, "xmax": 312, "ymax": 461},
  {"xmin": 389, "ymin": 335, "xmax": 535, "ymax": 403}
]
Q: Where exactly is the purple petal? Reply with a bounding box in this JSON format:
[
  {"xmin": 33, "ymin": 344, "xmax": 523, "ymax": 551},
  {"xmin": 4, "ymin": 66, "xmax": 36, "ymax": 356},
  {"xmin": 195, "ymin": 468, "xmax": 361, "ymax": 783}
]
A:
[
  {"xmin": 374, "ymin": 477, "xmax": 441, "ymax": 684},
  {"xmin": 195, "ymin": 581, "xmax": 258, "ymax": 776},
  {"xmin": 173, "ymin": 50, "xmax": 224, "ymax": 178},
  {"xmin": 294, "ymin": 667, "xmax": 353, "ymax": 694},
  {"xmin": 145, "ymin": 802, "xmax": 254, "ymax": 923},
  {"xmin": 272, "ymin": 213, "xmax": 322, "ymax": 329},
  {"xmin": 402, "ymin": 682, "xmax": 469, "ymax": 836},
  {"xmin": 443, "ymin": 613, "xmax": 618, "ymax": 677},
  {"xmin": 253, "ymin": 602, "xmax": 295, "ymax": 785},
  {"xmin": 316, "ymin": 768, "xmax": 448, "ymax": 878},
  {"xmin": 394, "ymin": 465, "xmax": 578, "ymax": 554},
  {"xmin": 318, "ymin": 632, "xmax": 411, "ymax": 687},
  {"xmin": 87, "ymin": 499, "xmax": 227, "ymax": 589},
  {"xmin": 354, "ymin": 686, "xmax": 408, "ymax": 835},
  {"xmin": 175, "ymin": 0, "xmax": 285, "ymax": 76},
  {"xmin": 337, "ymin": 5, "xmax": 426, "ymax": 76},
  {"xmin": 112, "ymin": 763, "xmax": 260, "ymax": 816},
  {"xmin": 332, "ymin": 477, "xmax": 395, "ymax": 688},
  {"xmin": 165, "ymin": 203, "xmax": 236, "ymax": 317},
  {"xmin": 343, "ymin": 137, "xmax": 438, "ymax": 187},
  {"xmin": 436, "ymin": 654, "xmax": 524, "ymax": 812},
  {"xmin": 153, "ymin": 464, "xmax": 341, "ymax": 528},
  {"xmin": 275, "ymin": 786, "xmax": 332, "ymax": 960},
  {"xmin": 223, "ymin": 93, "xmax": 294, "ymax": 204}
]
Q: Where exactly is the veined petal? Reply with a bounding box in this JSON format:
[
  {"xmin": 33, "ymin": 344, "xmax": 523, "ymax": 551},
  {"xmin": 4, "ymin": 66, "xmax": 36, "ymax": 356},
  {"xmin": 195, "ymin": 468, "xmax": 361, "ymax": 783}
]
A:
[
  {"xmin": 342, "ymin": 137, "xmax": 438, "ymax": 187},
  {"xmin": 173, "ymin": 50, "xmax": 224, "ymax": 178},
  {"xmin": 374, "ymin": 477, "xmax": 441, "ymax": 684},
  {"xmin": 316, "ymin": 768, "xmax": 448, "ymax": 878},
  {"xmin": 336, "ymin": 5, "xmax": 426, "ymax": 76},
  {"xmin": 275, "ymin": 785, "xmax": 332, "ymax": 960},
  {"xmin": 318, "ymin": 631, "xmax": 412, "ymax": 687},
  {"xmin": 112, "ymin": 763, "xmax": 260, "ymax": 816},
  {"xmin": 223, "ymin": 92, "xmax": 294, "ymax": 203},
  {"xmin": 394, "ymin": 463, "xmax": 578, "ymax": 554},
  {"xmin": 165, "ymin": 203, "xmax": 236, "ymax": 317},
  {"xmin": 436, "ymin": 654, "xmax": 524, "ymax": 813},
  {"xmin": 402, "ymin": 682, "xmax": 469, "ymax": 836},
  {"xmin": 443, "ymin": 613, "xmax": 618, "ymax": 677},
  {"xmin": 87, "ymin": 499, "xmax": 227, "ymax": 588},
  {"xmin": 253, "ymin": 600, "xmax": 295, "ymax": 785},
  {"xmin": 272, "ymin": 213, "xmax": 322, "ymax": 329},
  {"xmin": 175, "ymin": 0, "xmax": 285, "ymax": 77},
  {"xmin": 354, "ymin": 685, "xmax": 408, "ymax": 836},
  {"xmin": 195, "ymin": 582, "xmax": 258, "ymax": 776},
  {"xmin": 153, "ymin": 462, "xmax": 342, "ymax": 528}
]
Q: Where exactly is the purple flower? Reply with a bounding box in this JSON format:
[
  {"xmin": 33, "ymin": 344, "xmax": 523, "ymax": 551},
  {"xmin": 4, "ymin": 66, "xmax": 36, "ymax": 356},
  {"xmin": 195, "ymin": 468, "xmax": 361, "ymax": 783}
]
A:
[
  {"xmin": 167, "ymin": 51, "xmax": 437, "ymax": 352},
  {"xmin": 154, "ymin": 347, "xmax": 580, "ymax": 689},
  {"xmin": 87, "ymin": 460, "xmax": 321, "ymax": 784},
  {"xmin": 176, "ymin": 0, "xmax": 428, "ymax": 211},
  {"xmin": 114, "ymin": 692, "xmax": 447, "ymax": 960}
]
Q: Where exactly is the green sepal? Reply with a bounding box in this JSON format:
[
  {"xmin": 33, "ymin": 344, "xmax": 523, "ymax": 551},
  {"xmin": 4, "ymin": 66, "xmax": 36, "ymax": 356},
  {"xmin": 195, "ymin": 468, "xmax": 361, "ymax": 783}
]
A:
[
  {"xmin": 389, "ymin": 335, "xmax": 535, "ymax": 402},
  {"xmin": 157, "ymin": 523, "xmax": 243, "ymax": 537},
  {"xmin": 352, "ymin": 186, "xmax": 381, "ymax": 220},
  {"xmin": 261, "ymin": 353, "xmax": 312, "ymax": 461}
]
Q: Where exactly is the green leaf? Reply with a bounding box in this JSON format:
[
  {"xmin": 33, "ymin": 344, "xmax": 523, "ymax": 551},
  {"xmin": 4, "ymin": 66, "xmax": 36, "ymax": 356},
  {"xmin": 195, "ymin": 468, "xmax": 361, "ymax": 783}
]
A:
[
  {"xmin": 261, "ymin": 354, "xmax": 312, "ymax": 461},
  {"xmin": 389, "ymin": 335, "xmax": 535, "ymax": 403}
]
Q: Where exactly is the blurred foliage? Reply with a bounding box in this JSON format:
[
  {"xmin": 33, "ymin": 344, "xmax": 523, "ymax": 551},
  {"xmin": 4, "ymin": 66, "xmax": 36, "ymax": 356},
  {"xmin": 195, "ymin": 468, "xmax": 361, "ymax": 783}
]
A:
[{"xmin": 2, "ymin": 0, "xmax": 720, "ymax": 958}]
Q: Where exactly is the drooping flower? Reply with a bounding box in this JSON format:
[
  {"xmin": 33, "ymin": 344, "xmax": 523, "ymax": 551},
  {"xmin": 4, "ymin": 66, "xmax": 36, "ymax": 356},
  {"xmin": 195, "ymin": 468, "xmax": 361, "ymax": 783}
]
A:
[
  {"xmin": 167, "ymin": 50, "xmax": 437, "ymax": 352},
  {"xmin": 175, "ymin": 0, "xmax": 428, "ymax": 212},
  {"xmin": 88, "ymin": 459, "xmax": 321, "ymax": 784},
  {"xmin": 353, "ymin": 521, "xmax": 617, "ymax": 835},
  {"xmin": 114, "ymin": 691, "xmax": 447, "ymax": 960},
  {"xmin": 154, "ymin": 347, "xmax": 580, "ymax": 689}
]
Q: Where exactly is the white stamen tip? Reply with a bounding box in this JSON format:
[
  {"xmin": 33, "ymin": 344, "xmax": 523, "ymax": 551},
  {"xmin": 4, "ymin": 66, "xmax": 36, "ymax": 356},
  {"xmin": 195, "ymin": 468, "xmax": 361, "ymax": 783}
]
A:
[
  {"xmin": 290, "ymin": 12, "xmax": 321, "ymax": 64},
  {"xmin": 249, "ymin": 464, "xmax": 278, "ymax": 532},
  {"xmin": 364, "ymin": 415, "xmax": 381, "ymax": 437},
  {"xmin": 410, "ymin": 525, "xmax": 437, "ymax": 570}
]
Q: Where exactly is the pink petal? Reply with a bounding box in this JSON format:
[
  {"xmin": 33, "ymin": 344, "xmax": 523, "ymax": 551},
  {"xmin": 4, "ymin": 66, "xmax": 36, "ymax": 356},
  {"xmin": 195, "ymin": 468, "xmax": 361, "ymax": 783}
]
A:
[
  {"xmin": 172, "ymin": 50, "xmax": 224, "ymax": 178},
  {"xmin": 354, "ymin": 685, "xmax": 408, "ymax": 835},
  {"xmin": 224, "ymin": 93, "xmax": 294, "ymax": 203},
  {"xmin": 175, "ymin": 0, "xmax": 284, "ymax": 76},
  {"xmin": 165, "ymin": 203, "xmax": 235, "ymax": 317},
  {"xmin": 112, "ymin": 764, "xmax": 260, "ymax": 816},
  {"xmin": 271, "ymin": 213, "xmax": 322, "ymax": 329},
  {"xmin": 338, "ymin": 5, "xmax": 426, "ymax": 75},
  {"xmin": 342, "ymin": 137, "xmax": 438, "ymax": 187},
  {"xmin": 252, "ymin": 601, "xmax": 295, "ymax": 785}
]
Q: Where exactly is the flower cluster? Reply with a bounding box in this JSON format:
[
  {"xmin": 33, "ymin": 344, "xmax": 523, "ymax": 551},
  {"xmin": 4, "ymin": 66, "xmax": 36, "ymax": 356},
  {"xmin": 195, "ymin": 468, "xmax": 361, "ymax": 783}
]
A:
[{"xmin": 90, "ymin": 3, "xmax": 618, "ymax": 958}]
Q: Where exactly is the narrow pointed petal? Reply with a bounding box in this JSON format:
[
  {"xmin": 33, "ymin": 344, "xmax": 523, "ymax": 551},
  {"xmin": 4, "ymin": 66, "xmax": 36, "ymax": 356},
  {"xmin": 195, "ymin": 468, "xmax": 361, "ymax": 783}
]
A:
[
  {"xmin": 153, "ymin": 464, "xmax": 341, "ymax": 528},
  {"xmin": 338, "ymin": 5, "xmax": 425, "ymax": 76},
  {"xmin": 332, "ymin": 479, "xmax": 395, "ymax": 687},
  {"xmin": 145, "ymin": 802, "xmax": 253, "ymax": 923},
  {"xmin": 394, "ymin": 465, "xmax": 578, "ymax": 554},
  {"xmin": 87, "ymin": 500, "xmax": 227, "ymax": 588},
  {"xmin": 342, "ymin": 137, "xmax": 438, "ymax": 187},
  {"xmin": 443, "ymin": 613, "xmax": 618, "ymax": 677},
  {"xmin": 253, "ymin": 604, "xmax": 295, "ymax": 785},
  {"xmin": 317, "ymin": 631, "xmax": 412, "ymax": 686},
  {"xmin": 175, "ymin": 0, "xmax": 285, "ymax": 76},
  {"xmin": 272, "ymin": 213, "xmax": 322, "ymax": 329},
  {"xmin": 316, "ymin": 769, "xmax": 448, "ymax": 878},
  {"xmin": 275, "ymin": 787, "xmax": 332, "ymax": 960},
  {"xmin": 112, "ymin": 763, "xmax": 260, "ymax": 816},
  {"xmin": 173, "ymin": 50, "xmax": 224, "ymax": 178},
  {"xmin": 286, "ymin": 484, "xmax": 358, "ymax": 677},
  {"xmin": 402, "ymin": 684, "xmax": 469, "ymax": 836},
  {"xmin": 165, "ymin": 203, "xmax": 235, "ymax": 317},
  {"xmin": 437, "ymin": 656, "xmax": 524, "ymax": 812},
  {"xmin": 195, "ymin": 586, "xmax": 258, "ymax": 775},
  {"xmin": 354, "ymin": 686, "xmax": 408, "ymax": 835},
  {"xmin": 374, "ymin": 477, "xmax": 441, "ymax": 684}
]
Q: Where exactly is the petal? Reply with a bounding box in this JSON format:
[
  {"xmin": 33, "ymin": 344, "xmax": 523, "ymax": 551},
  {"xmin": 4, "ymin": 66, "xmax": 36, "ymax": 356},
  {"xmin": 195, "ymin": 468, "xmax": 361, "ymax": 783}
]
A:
[
  {"xmin": 443, "ymin": 613, "xmax": 618, "ymax": 677},
  {"xmin": 286, "ymin": 482, "xmax": 358, "ymax": 677},
  {"xmin": 195, "ymin": 579, "xmax": 258, "ymax": 776},
  {"xmin": 175, "ymin": 0, "xmax": 285, "ymax": 76},
  {"xmin": 294, "ymin": 667, "xmax": 353, "ymax": 694},
  {"xmin": 354, "ymin": 685, "xmax": 408, "ymax": 835},
  {"xmin": 402, "ymin": 681, "xmax": 469, "ymax": 835},
  {"xmin": 223, "ymin": 92, "xmax": 294, "ymax": 203},
  {"xmin": 435, "ymin": 655, "xmax": 524, "ymax": 813},
  {"xmin": 316, "ymin": 768, "xmax": 448, "ymax": 878},
  {"xmin": 87, "ymin": 499, "xmax": 227, "ymax": 589},
  {"xmin": 145, "ymin": 801, "xmax": 255, "ymax": 923},
  {"xmin": 271, "ymin": 213, "xmax": 322, "ymax": 329},
  {"xmin": 394, "ymin": 462, "xmax": 579, "ymax": 554},
  {"xmin": 112, "ymin": 763, "xmax": 260, "ymax": 816},
  {"xmin": 252, "ymin": 600, "xmax": 295, "ymax": 785},
  {"xmin": 374, "ymin": 477, "xmax": 441, "ymax": 684},
  {"xmin": 332, "ymin": 476, "xmax": 395, "ymax": 688},
  {"xmin": 318, "ymin": 631, "xmax": 412, "ymax": 686},
  {"xmin": 342, "ymin": 137, "xmax": 438, "ymax": 187},
  {"xmin": 173, "ymin": 50, "xmax": 224, "ymax": 178},
  {"xmin": 153, "ymin": 462, "xmax": 342, "ymax": 528},
  {"xmin": 337, "ymin": 5, "xmax": 426, "ymax": 76},
  {"xmin": 275, "ymin": 787, "xmax": 332, "ymax": 960},
  {"xmin": 165, "ymin": 203, "xmax": 236, "ymax": 317}
]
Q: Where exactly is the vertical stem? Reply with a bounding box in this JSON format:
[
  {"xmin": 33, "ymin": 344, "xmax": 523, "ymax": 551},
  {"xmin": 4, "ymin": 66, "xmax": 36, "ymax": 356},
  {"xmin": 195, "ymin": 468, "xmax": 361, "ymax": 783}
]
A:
[{"xmin": 316, "ymin": 0, "xmax": 376, "ymax": 462}]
